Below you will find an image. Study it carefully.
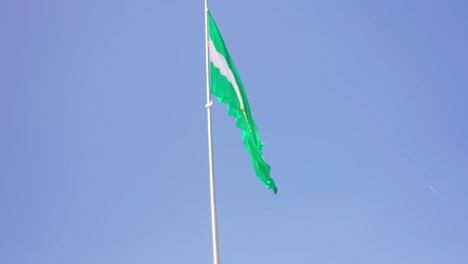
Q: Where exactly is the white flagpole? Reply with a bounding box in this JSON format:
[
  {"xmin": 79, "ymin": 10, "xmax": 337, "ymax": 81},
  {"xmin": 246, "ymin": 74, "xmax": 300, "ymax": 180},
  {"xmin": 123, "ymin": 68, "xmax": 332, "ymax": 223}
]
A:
[{"xmin": 204, "ymin": 1, "xmax": 220, "ymax": 264}]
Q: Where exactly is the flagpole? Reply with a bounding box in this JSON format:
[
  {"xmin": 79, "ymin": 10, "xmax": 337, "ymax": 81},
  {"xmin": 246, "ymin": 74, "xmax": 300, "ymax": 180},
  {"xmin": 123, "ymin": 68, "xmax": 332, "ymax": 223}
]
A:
[{"xmin": 204, "ymin": 1, "xmax": 220, "ymax": 264}]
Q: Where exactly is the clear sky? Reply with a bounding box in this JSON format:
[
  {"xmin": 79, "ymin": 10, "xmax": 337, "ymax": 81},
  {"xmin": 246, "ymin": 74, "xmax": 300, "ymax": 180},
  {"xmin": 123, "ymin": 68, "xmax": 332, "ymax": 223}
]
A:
[{"xmin": 1, "ymin": 1, "xmax": 468, "ymax": 263}]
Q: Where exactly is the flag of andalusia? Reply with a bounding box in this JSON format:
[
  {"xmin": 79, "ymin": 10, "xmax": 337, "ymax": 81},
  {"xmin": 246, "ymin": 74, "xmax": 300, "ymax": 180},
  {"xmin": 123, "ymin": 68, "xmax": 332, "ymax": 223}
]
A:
[{"xmin": 208, "ymin": 12, "xmax": 278, "ymax": 194}]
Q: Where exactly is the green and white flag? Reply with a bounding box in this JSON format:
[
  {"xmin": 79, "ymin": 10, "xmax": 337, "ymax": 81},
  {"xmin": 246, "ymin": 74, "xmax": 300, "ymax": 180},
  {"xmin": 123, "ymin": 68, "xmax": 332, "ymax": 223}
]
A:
[{"xmin": 208, "ymin": 12, "xmax": 278, "ymax": 194}]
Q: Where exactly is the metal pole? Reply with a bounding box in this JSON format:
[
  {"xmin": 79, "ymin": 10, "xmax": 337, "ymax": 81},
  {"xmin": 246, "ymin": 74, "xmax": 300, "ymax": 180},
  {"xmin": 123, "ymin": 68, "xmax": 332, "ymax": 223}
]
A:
[{"xmin": 204, "ymin": 1, "xmax": 220, "ymax": 264}]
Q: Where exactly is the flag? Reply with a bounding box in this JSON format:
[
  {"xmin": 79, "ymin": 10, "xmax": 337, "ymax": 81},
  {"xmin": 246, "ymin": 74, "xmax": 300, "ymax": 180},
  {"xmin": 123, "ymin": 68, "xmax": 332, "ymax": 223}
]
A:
[{"xmin": 208, "ymin": 11, "xmax": 278, "ymax": 194}]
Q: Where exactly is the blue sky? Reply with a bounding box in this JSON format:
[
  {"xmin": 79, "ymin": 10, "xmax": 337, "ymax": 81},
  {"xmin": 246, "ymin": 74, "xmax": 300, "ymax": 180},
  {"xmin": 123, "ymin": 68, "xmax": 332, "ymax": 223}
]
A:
[{"xmin": 1, "ymin": 1, "xmax": 467, "ymax": 263}]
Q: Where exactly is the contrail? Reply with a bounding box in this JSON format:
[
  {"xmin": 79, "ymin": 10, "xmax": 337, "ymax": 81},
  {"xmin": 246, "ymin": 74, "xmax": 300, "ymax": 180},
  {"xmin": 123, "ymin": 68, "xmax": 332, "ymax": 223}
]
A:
[{"xmin": 428, "ymin": 185, "xmax": 441, "ymax": 197}]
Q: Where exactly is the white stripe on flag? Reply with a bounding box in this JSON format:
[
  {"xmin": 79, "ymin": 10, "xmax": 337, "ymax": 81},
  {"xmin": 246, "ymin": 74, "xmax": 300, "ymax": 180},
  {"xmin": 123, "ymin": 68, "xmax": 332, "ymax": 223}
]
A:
[{"xmin": 208, "ymin": 38, "xmax": 245, "ymax": 109}]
